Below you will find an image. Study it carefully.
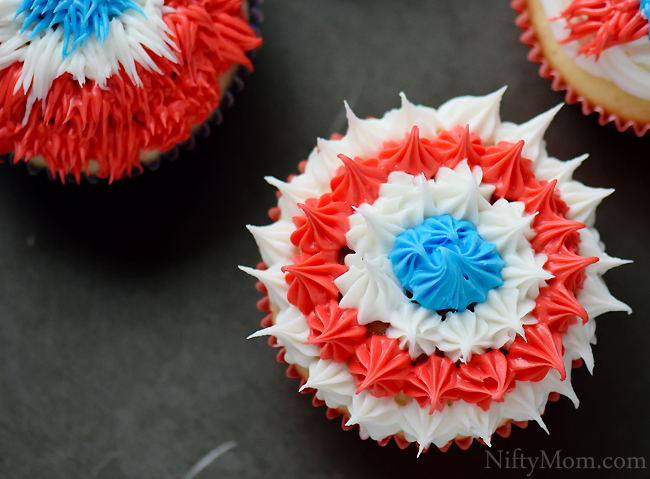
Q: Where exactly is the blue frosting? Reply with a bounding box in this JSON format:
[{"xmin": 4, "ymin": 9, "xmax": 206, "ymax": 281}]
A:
[
  {"xmin": 389, "ymin": 215, "xmax": 505, "ymax": 313},
  {"xmin": 642, "ymin": 0, "xmax": 650, "ymax": 23},
  {"xmin": 16, "ymin": 0, "xmax": 145, "ymax": 58}
]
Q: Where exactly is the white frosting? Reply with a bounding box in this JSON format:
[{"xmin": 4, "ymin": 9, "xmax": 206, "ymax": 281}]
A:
[
  {"xmin": 563, "ymin": 317, "xmax": 597, "ymax": 373},
  {"xmin": 239, "ymin": 264, "xmax": 291, "ymax": 311},
  {"xmin": 478, "ymin": 199, "xmax": 535, "ymax": 255},
  {"xmin": 247, "ymin": 305, "xmax": 320, "ymax": 369},
  {"xmin": 428, "ymin": 161, "xmax": 495, "ymax": 225},
  {"xmin": 494, "ymin": 104, "xmax": 562, "ymax": 163},
  {"xmin": 346, "ymin": 199, "xmax": 406, "ymax": 256},
  {"xmin": 554, "ymin": 181, "xmax": 613, "ymax": 227},
  {"xmin": 265, "ymin": 175, "xmax": 327, "ymax": 221},
  {"xmin": 435, "ymin": 87, "xmax": 506, "ymax": 143},
  {"xmin": 385, "ymin": 304, "xmax": 441, "ymax": 357},
  {"xmin": 540, "ymin": 0, "xmax": 650, "ymax": 99},
  {"xmin": 243, "ymin": 90, "xmax": 630, "ymax": 453},
  {"xmin": 336, "ymin": 254, "xmax": 409, "ymax": 324},
  {"xmin": 0, "ymin": 0, "xmax": 177, "ymax": 117},
  {"xmin": 578, "ymin": 227, "xmax": 631, "ymax": 276},
  {"xmin": 301, "ymin": 359, "xmax": 357, "ymax": 410},
  {"xmin": 246, "ymin": 220, "xmax": 298, "ymax": 267}
]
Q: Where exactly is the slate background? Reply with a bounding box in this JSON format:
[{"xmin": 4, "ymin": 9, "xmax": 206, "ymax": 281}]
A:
[{"xmin": 0, "ymin": 1, "xmax": 648, "ymax": 478}]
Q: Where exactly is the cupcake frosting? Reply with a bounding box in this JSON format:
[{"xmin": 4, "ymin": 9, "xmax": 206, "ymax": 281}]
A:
[
  {"xmin": 0, "ymin": 0, "xmax": 261, "ymax": 181},
  {"xmin": 337, "ymin": 165, "xmax": 549, "ymax": 362},
  {"xmin": 244, "ymin": 89, "xmax": 630, "ymax": 454},
  {"xmin": 540, "ymin": 0, "xmax": 650, "ymax": 99}
]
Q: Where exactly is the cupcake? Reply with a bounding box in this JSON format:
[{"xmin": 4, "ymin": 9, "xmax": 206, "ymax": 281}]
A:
[
  {"xmin": 242, "ymin": 89, "xmax": 631, "ymax": 454},
  {"xmin": 0, "ymin": 0, "xmax": 262, "ymax": 182},
  {"xmin": 513, "ymin": 0, "xmax": 650, "ymax": 135}
]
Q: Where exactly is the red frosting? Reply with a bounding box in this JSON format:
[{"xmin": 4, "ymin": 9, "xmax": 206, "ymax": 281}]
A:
[
  {"xmin": 534, "ymin": 281, "xmax": 589, "ymax": 333},
  {"xmin": 305, "ymin": 300, "xmax": 367, "ymax": 362},
  {"xmin": 0, "ymin": 0, "xmax": 262, "ymax": 182},
  {"xmin": 378, "ymin": 126, "xmax": 443, "ymax": 178},
  {"xmin": 518, "ymin": 179, "xmax": 565, "ymax": 219},
  {"xmin": 330, "ymin": 155, "xmax": 389, "ymax": 206},
  {"xmin": 403, "ymin": 355, "xmax": 456, "ymax": 413},
  {"xmin": 273, "ymin": 123, "xmax": 596, "ymax": 414},
  {"xmin": 507, "ymin": 323, "xmax": 566, "ymax": 381},
  {"xmin": 454, "ymin": 350, "xmax": 516, "ymax": 410},
  {"xmin": 545, "ymin": 246, "xmax": 598, "ymax": 285},
  {"xmin": 348, "ymin": 335, "xmax": 412, "ymax": 397},
  {"xmin": 291, "ymin": 198, "xmax": 351, "ymax": 254},
  {"xmin": 282, "ymin": 252, "xmax": 347, "ymax": 315},
  {"xmin": 558, "ymin": 0, "xmax": 649, "ymax": 60},
  {"xmin": 530, "ymin": 217, "xmax": 585, "ymax": 253},
  {"xmin": 428, "ymin": 125, "xmax": 486, "ymax": 169},
  {"xmin": 481, "ymin": 140, "xmax": 533, "ymax": 200}
]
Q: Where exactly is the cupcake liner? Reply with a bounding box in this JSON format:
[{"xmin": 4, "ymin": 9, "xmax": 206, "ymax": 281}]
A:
[
  {"xmin": 1, "ymin": 0, "xmax": 264, "ymax": 183},
  {"xmin": 512, "ymin": 0, "xmax": 650, "ymax": 136}
]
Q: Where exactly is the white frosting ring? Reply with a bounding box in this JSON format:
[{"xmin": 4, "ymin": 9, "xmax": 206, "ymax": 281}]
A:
[
  {"xmin": 540, "ymin": 0, "xmax": 650, "ymax": 100},
  {"xmin": 245, "ymin": 89, "xmax": 631, "ymax": 454},
  {"xmin": 336, "ymin": 163, "xmax": 551, "ymax": 362}
]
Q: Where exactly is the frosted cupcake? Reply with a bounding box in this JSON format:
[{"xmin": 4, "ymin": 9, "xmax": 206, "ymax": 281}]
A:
[
  {"xmin": 513, "ymin": 0, "xmax": 650, "ymax": 135},
  {"xmin": 242, "ymin": 89, "xmax": 630, "ymax": 454},
  {"xmin": 0, "ymin": 0, "xmax": 262, "ymax": 182}
]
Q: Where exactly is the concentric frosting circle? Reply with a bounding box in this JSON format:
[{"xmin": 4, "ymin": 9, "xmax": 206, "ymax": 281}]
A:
[
  {"xmin": 244, "ymin": 89, "xmax": 630, "ymax": 454},
  {"xmin": 339, "ymin": 164, "xmax": 550, "ymax": 362}
]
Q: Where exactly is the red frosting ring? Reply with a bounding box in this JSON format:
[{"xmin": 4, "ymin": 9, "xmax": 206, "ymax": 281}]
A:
[{"xmin": 276, "ymin": 124, "xmax": 594, "ymax": 412}]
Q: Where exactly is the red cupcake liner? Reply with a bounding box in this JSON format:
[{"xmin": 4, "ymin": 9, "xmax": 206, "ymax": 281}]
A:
[{"xmin": 512, "ymin": 0, "xmax": 650, "ymax": 136}]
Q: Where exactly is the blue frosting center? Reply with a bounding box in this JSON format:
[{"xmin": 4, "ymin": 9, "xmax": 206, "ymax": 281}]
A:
[
  {"xmin": 389, "ymin": 215, "xmax": 505, "ymax": 313},
  {"xmin": 16, "ymin": 0, "xmax": 145, "ymax": 58}
]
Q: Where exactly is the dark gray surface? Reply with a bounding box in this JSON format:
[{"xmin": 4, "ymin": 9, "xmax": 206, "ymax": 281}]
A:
[{"xmin": 0, "ymin": 1, "xmax": 648, "ymax": 478}]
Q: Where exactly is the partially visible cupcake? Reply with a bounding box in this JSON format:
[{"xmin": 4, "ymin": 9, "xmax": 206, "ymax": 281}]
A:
[
  {"xmin": 0, "ymin": 0, "xmax": 262, "ymax": 182},
  {"xmin": 513, "ymin": 0, "xmax": 650, "ymax": 135},
  {"xmin": 242, "ymin": 89, "xmax": 630, "ymax": 454}
]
